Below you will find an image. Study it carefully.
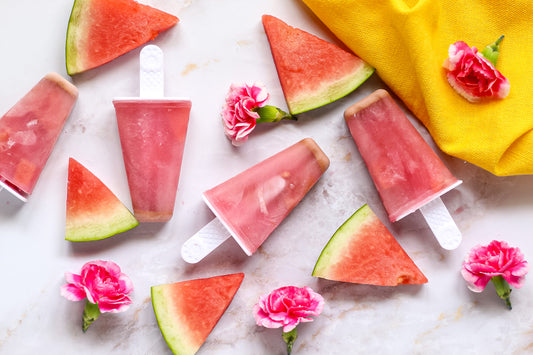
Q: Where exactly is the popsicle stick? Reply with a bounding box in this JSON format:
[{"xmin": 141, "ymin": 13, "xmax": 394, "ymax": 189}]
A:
[
  {"xmin": 419, "ymin": 197, "xmax": 462, "ymax": 250},
  {"xmin": 139, "ymin": 45, "xmax": 164, "ymax": 98},
  {"xmin": 181, "ymin": 218, "xmax": 231, "ymax": 263}
]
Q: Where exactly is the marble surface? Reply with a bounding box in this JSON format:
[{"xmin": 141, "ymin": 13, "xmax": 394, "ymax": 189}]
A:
[{"xmin": 1, "ymin": 1, "xmax": 533, "ymax": 354}]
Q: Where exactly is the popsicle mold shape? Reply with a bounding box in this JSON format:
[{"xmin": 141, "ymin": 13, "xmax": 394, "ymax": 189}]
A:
[
  {"xmin": 181, "ymin": 138, "xmax": 330, "ymax": 263},
  {"xmin": 0, "ymin": 73, "xmax": 78, "ymax": 201},
  {"xmin": 113, "ymin": 45, "xmax": 191, "ymax": 222},
  {"xmin": 344, "ymin": 89, "xmax": 462, "ymax": 250}
]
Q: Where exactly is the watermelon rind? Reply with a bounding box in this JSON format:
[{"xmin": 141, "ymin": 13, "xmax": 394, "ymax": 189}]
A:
[
  {"xmin": 65, "ymin": 0, "xmax": 178, "ymax": 75},
  {"xmin": 65, "ymin": 0, "xmax": 84, "ymax": 75},
  {"xmin": 289, "ymin": 64, "xmax": 375, "ymax": 115},
  {"xmin": 65, "ymin": 158, "xmax": 139, "ymax": 242},
  {"xmin": 313, "ymin": 204, "xmax": 427, "ymax": 286},
  {"xmin": 65, "ymin": 209, "xmax": 139, "ymax": 242},
  {"xmin": 313, "ymin": 204, "xmax": 371, "ymax": 276},
  {"xmin": 262, "ymin": 14, "xmax": 375, "ymax": 115},
  {"xmin": 151, "ymin": 287, "xmax": 196, "ymax": 355},
  {"xmin": 151, "ymin": 273, "xmax": 245, "ymax": 355}
]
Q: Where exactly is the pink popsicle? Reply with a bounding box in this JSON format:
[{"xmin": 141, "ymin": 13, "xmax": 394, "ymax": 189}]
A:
[
  {"xmin": 202, "ymin": 138, "xmax": 330, "ymax": 256},
  {"xmin": 113, "ymin": 45, "xmax": 191, "ymax": 222},
  {"xmin": 114, "ymin": 99, "xmax": 191, "ymax": 222},
  {"xmin": 344, "ymin": 89, "xmax": 461, "ymax": 223},
  {"xmin": 0, "ymin": 73, "xmax": 78, "ymax": 201}
]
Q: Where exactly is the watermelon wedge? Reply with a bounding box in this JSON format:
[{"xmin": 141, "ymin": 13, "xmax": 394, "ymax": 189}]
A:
[
  {"xmin": 313, "ymin": 204, "xmax": 427, "ymax": 286},
  {"xmin": 151, "ymin": 273, "xmax": 245, "ymax": 355},
  {"xmin": 65, "ymin": 158, "xmax": 139, "ymax": 241},
  {"xmin": 66, "ymin": 0, "xmax": 179, "ymax": 75},
  {"xmin": 262, "ymin": 14, "xmax": 374, "ymax": 115}
]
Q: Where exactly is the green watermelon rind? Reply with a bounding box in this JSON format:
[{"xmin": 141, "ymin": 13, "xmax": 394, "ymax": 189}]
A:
[
  {"xmin": 65, "ymin": 0, "xmax": 85, "ymax": 75},
  {"xmin": 151, "ymin": 273, "xmax": 245, "ymax": 355},
  {"xmin": 65, "ymin": 0, "xmax": 178, "ymax": 75},
  {"xmin": 312, "ymin": 204, "xmax": 371, "ymax": 277},
  {"xmin": 65, "ymin": 158, "xmax": 139, "ymax": 242},
  {"xmin": 65, "ymin": 209, "xmax": 139, "ymax": 242},
  {"xmin": 289, "ymin": 64, "xmax": 375, "ymax": 115},
  {"xmin": 151, "ymin": 286, "xmax": 196, "ymax": 355},
  {"xmin": 262, "ymin": 14, "xmax": 375, "ymax": 115},
  {"xmin": 312, "ymin": 204, "xmax": 427, "ymax": 286}
]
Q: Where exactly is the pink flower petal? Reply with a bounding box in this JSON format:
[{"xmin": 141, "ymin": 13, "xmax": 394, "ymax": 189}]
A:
[
  {"xmin": 443, "ymin": 41, "xmax": 509, "ymax": 102},
  {"xmin": 60, "ymin": 284, "xmax": 87, "ymax": 301},
  {"xmin": 60, "ymin": 260, "xmax": 133, "ymax": 313},
  {"xmin": 98, "ymin": 295, "xmax": 133, "ymax": 313},
  {"xmin": 221, "ymin": 83, "xmax": 270, "ymax": 146},
  {"xmin": 64, "ymin": 272, "xmax": 81, "ymax": 285},
  {"xmin": 462, "ymin": 240, "xmax": 528, "ymax": 292},
  {"xmin": 253, "ymin": 286, "xmax": 324, "ymax": 331}
]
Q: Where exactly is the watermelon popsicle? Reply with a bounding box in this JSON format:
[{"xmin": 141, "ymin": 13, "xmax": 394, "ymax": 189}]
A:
[
  {"xmin": 0, "ymin": 73, "xmax": 78, "ymax": 201},
  {"xmin": 344, "ymin": 89, "xmax": 462, "ymax": 250},
  {"xmin": 113, "ymin": 45, "xmax": 191, "ymax": 222},
  {"xmin": 181, "ymin": 138, "xmax": 330, "ymax": 263}
]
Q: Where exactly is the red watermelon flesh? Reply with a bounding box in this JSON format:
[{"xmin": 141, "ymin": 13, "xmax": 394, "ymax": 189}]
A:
[
  {"xmin": 151, "ymin": 273, "xmax": 245, "ymax": 355},
  {"xmin": 66, "ymin": 158, "xmax": 138, "ymax": 241},
  {"xmin": 313, "ymin": 204, "xmax": 427, "ymax": 286},
  {"xmin": 262, "ymin": 14, "xmax": 374, "ymax": 115},
  {"xmin": 66, "ymin": 0, "xmax": 179, "ymax": 75}
]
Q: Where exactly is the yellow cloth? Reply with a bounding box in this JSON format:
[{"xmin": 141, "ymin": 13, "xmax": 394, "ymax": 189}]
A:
[{"xmin": 302, "ymin": 0, "xmax": 533, "ymax": 176}]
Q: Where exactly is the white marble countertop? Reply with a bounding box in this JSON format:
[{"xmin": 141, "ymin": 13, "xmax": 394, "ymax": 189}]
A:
[{"xmin": 1, "ymin": 1, "xmax": 533, "ymax": 354}]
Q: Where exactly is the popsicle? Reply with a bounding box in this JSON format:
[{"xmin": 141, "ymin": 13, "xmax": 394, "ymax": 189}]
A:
[
  {"xmin": 344, "ymin": 89, "xmax": 462, "ymax": 250},
  {"xmin": 0, "ymin": 73, "xmax": 78, "ymax": 201},
  {"xmin": 181, "ymin": 138, "xmax": 330, "ymax": 263},
  {"xmin": 113, "ymin": 45, "xmax": 191, "ymax": 222}
]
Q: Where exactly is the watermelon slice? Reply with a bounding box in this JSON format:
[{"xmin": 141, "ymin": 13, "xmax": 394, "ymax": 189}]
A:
[
  {"xmin": 66, "ymin": 158, "xmax": 139, "ymax": 241},
  {"xmin": 313, "ymin": 204, "xmax": 427, "ymax": 286},
  {"xmin": 262, "ymin": 14, "xmax": 374, "ymax": 115},
  {"xmin": 151, "ymin": 273, "xmax": 245, "ymax": 355},
  {"xmin": 66, "ymin": 0, "xmax": 179, "ymax": 75}
]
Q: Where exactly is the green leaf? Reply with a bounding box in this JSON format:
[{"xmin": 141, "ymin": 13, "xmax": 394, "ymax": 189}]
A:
[
  {"xmin": 282, "ymin": 328, "xmax": 298, "ymax": 355},
  {"xmin": 82, "ymin": 300, "xmax": 101, "ymax": 332},
  {"xmin": 481, "ymin": 35, "xmax": 504, "ymax": 66},
  {"xmin": 255, "ymin": 105, "xmax": 296, "ymax": 123},
  {"xmin": 491, "ymin": 275, "xmax": 512, "ymax": 310}
]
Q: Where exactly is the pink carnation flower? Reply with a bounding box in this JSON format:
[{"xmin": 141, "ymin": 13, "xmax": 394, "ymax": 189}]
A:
[
  {"xmin": 461, "ymin": 240, "xmax": 528, "ymax": 292},
  {"xmin": 61, "ymin": 260, "xmax": 134, "ymax": 331},
  {"xmin": 253, "ymin": 286, "xmax": 324, "ymax": 333},
  {"xmin": 443, "ymin": 40, "xmax": 510, "ymax": 102},
  {"xmin": 221, "ymin": 83, "xmax": 269, "ymax": 146},
  {"xmin": 61, "ymin": 260, "xmax": 134, "ymax": 312}
]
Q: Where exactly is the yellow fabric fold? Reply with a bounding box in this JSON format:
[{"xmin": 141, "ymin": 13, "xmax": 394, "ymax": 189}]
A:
[{"xmin": 302, "ymin": 0, "xmax": 533, "ymax": 176}]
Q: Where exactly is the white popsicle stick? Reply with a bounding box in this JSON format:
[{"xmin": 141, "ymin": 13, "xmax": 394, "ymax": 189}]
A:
[
  {"xmin": 181, "ymin": 218, "xmax": 231, "ymax": 263},
  {"xmin": 419, "ymin": 197, "xmax": 462, "ymax": 250},
  {"xmin": 139, "ymin": 45, "xmax": 164, "ymax": 98}
]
